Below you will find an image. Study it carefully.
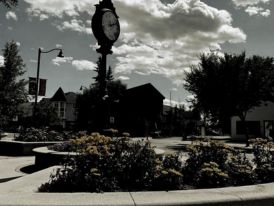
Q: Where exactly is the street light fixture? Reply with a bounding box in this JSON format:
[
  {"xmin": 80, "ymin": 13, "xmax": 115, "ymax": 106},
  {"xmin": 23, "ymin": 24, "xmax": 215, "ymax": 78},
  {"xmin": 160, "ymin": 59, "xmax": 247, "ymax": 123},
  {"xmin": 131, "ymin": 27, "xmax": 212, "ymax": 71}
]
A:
[{"xmin": 33, "ymin": 48, "xmax": 64, "ymax": 118}]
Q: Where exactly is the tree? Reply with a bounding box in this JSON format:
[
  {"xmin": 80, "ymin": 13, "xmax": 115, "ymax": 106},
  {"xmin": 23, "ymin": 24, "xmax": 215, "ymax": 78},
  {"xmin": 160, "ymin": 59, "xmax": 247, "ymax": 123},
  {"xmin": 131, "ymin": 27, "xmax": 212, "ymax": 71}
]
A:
[
  {"xmin": 77, "ymin": 56, "xmax": 127, "ymax": 131},
  {"xmin": 0, "ymin": 41, "xmax": 28, "ymax": 128},
  {"xmin": 0, "ymin": 0, "xmax": 17, "ymax": 8},
  {"xmin": 185, "ymin": 52, "xmax": 274, "ymax": 145}
]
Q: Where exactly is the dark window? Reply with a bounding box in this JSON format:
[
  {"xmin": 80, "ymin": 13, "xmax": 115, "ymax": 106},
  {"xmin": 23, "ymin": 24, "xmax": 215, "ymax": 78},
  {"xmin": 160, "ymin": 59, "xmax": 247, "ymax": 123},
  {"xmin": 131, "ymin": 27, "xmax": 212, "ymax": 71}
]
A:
[{"xmin": 236, "ymin": 121, "xmax": 261, "ymax": 135}]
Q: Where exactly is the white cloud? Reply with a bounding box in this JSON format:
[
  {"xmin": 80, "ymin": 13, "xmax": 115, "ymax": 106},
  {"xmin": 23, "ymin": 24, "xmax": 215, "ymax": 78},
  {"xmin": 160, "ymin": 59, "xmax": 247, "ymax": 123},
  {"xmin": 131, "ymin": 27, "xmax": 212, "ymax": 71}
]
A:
[
  {"xmin": 0, "ymin": 55, "xmax": 4, "ymax": 66},
  {"xmin": 56, "ymin": 19, "xmax": 92, "ymax": 34},
  {"xmin": 231, "ymin": 0, "xmax": 271, "ymax": 16},
  {"xmin": 16, "ymin": 42, "xmax": 21, "ymax": 47},
  {"xmin": 245, "ymin": 6, "xmax": 271, "ymax": 16},
  {"xmin": 23, "ymin": 0, "xmax": 246, "ymax": 87},
  {"xmin": 231, "ymin": 0, "xmax": 270, "ymax": 7},
  {"xmin": 112, "ymin": 0, "xmax": 246, "ymax": 86},
  {"xmin": 6, "ymin": 11, "xmax": 18, "ymax": 21},
  {"xmin": 52, "ymin": 56, "xmax": 73, "ymax": 66},
  {"xmin": 24, "ymin": 0, "xmax": 91, "ymax": 18},
  {"xmin": 163, "ymin": 98, "xmax": 190, "ymax": 109},
  {"xmin": 56, "ymin": 44, "xmax": 62, "ymax": 48},
  {"xmin": 30, "ymin": 59, "xmax": 37, "ymax": 63},
  {"xmin": 117, "ymin": 76, "xmax": 130, "ymax": 81},
  {"xmin": 72, "ymin": 60, "xmax": 96, "ymax": 71}
]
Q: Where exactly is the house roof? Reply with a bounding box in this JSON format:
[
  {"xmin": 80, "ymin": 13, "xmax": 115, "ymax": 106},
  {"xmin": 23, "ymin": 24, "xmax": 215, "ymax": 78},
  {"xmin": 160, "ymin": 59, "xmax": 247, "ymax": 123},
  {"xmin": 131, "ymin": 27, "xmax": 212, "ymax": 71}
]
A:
[
  {"xmin": 50, "ymin": 87, "xmax": 67, "ymax": 102},
  {"xmin": 125, "ymin": 83, "xmax": 165, "ymax": 99}
]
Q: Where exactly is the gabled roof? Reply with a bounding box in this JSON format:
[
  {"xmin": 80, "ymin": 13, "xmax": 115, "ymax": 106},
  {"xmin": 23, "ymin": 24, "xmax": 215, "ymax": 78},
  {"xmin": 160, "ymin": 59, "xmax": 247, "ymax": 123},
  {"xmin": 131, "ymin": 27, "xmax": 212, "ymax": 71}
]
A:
[
  {"xmin": 125, "ymin": 83, "xmax": 165, "ymax": 99},
  {"xmin": 50, "ymin": 87, "xmax": 66, "ymax": 102}
]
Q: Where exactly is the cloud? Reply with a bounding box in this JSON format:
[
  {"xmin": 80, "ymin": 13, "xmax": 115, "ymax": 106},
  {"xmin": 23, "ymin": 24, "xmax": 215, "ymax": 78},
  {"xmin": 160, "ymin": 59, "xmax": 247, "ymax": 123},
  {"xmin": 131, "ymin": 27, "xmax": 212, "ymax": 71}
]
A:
[
  {"xmin": 6, "ymin": 11, "xmax": 18, "ymax": 21},
  {"xmin": 52, "ymin": 56, "xmax": 73, "ymax": 66},
  {"xmin": 231, "ymin": 0, "xmax": 271, "ymax": 16},
  {"xmin": 112, "ymin": 0, "xmax": 246, "ymax": 86},
  {"xmin": 245, "ymin": 6, "xmax": 271, "ymax": 16},
  {"xmin": 56, "ymin": 44, "xmax": 63, "ymax": 48},
  {"xmin": 117, "ymin": 75, "xmax": 130, "ymax": 81},
  {"xmin": 72, "ymin": 60, "xmax": 96, "ymax": 71},
  {"xmin": 30, "ymin": 59, "xmax": 37, "ymax": 63},
  {"xmin": 56, "ymin": 18, "xmax": 92, "ymax": 34},
  {"xmin": 23, "ymin": 0, "xmax": 246, "ymax": 87},
  {"xmin": 16, "ymin": 42, "xmax": 21, "ymax": 47},
  {"xmin": 0, "ymin": 55, "xmax": 4, "ymax": 66},
  {"xmin": 231, "ymin": 0, "xmax": 270, "ymax": 7},
  {"xmin": 163, "ymin": 98, "xmax": 190, "ymax": 109},
  {"xmin": 24, "ymin": 0, "xmax": 91, "ymax": 18}
]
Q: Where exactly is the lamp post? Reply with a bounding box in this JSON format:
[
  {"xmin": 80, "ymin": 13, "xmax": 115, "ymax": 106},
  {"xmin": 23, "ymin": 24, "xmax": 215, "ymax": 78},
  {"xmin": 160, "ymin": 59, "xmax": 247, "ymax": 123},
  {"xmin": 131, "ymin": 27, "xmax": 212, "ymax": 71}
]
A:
[{"xmin": 33, "ymin": 48, "xmax": 64, "ymax": 118}]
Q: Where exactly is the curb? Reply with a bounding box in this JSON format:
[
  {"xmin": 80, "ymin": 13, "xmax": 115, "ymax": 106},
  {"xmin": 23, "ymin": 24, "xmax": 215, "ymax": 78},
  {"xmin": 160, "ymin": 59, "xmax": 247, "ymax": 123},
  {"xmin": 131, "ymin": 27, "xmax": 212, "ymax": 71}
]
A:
[{"xmin": 0, "ymin": 166, "xmax": 273, "ymax": 206}]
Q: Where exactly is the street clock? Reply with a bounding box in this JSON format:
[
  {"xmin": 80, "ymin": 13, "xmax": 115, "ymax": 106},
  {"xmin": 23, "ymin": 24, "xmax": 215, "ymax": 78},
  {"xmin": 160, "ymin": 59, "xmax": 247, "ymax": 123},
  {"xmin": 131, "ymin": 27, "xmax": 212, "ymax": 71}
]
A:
[{"xmin": 92, "ymin": 0, "xmax": 120, "ymax": 53}]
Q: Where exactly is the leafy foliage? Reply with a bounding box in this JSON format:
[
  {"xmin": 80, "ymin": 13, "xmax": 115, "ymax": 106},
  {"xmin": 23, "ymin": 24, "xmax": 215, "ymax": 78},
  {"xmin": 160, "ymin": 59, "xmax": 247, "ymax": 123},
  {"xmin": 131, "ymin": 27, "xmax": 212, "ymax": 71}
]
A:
[
  {"xmin": 0, "ymin": 0, "xmax": 17, "ymax": 8},
  {"xmin": 195, "ymin": 162, "xmax": 229, "ymax": 188},
  {"xmin": 251, "ymin": 138, "xmax": 274, "ymax": 183},
  {"xmin": 0, "ymin": 41, "xmax": 27, "ymax": 128},
  {"xmin": 185, "ymin": 52, "xmax": 274, "ymax": 138},
  {"xmin": 39, "ymin": 137, "xmax": 274, "ymax": 192},
  {"xmin": 15, "ymin": 127, "xmax": 79, "ymax": 142},
  {"xmin": 39, "ymin": 134, "xmax": 184, "ymax": 192},
  {"xmin": 226, "ymin": 150, "xmax": 256, "ymax": 186}
]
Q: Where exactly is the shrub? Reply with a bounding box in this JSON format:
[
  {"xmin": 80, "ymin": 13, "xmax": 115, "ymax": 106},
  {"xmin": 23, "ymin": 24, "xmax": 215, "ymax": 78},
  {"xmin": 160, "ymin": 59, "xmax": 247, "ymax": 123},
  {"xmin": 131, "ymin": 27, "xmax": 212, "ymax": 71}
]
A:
[
  {"xmin": 195, "ymin": 162, "xmax": 229, "ymax": 188},
  {"xmin": 226, "ymin": 150, "xmax": 256, "ymax": 186},
  {"xmin": 39, "ymin": 135, "xmax": 184, "ymax": 192},
  {"xmin": 183, "ymin": 140, "xmax": 231, "ymax": 185},
  {"xmin": 251, "ymin": 138, "xmax": 274, "ymax": 183},
  {"xmin": 15, "ymin": 127, "xmax": 79, "ymax": 142}
]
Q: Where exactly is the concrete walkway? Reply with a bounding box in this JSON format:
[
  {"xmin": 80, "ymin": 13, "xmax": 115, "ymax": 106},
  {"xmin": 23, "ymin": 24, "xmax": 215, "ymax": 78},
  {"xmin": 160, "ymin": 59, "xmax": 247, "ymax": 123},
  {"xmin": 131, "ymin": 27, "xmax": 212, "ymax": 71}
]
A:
[{"xmin": 0, "ymin": 156, "xmax": 35, "ymax": 182}]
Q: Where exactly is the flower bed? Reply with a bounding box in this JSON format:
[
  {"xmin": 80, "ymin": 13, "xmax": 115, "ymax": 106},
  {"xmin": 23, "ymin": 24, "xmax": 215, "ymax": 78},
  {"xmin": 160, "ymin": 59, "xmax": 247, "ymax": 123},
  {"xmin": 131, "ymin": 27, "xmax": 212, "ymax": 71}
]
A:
[
  {"xmin": 15, "ymin": 127, "xmax": 83, "ymax": 142},
  {"xmin": 37, "ymin": 134, "xmax": 274, "ymax": 193}
]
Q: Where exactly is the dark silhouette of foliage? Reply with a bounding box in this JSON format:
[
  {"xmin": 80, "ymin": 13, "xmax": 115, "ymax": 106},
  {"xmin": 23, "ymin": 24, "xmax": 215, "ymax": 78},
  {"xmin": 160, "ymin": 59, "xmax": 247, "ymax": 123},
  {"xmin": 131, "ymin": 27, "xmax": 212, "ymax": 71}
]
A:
[
  {"xmin": 0, "ymin": 41, "xmax": 27, "ymax": 128},
  {"xmin": 0, "ymin": 0, "xmax": 17, "ymax": 8},
  {"xmin": 77, "ymin": 56, "xmax": 126, "ymax": 131},
  {"xmin": 185, "ymin": 52, "xmax": 274, "ymax": 144}
]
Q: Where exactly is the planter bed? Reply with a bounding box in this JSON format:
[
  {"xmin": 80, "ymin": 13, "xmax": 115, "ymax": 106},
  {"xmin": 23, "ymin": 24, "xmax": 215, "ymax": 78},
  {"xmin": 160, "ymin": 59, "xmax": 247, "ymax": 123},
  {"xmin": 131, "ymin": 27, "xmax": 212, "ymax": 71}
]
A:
[
  {"xmin": 33, "ymin": 146, "xmax": 165, "ymax": 169},
  {"xmin": 0, "ymin": 166, "xmax": 273, "ymax": 206},
  {"xmin": 0, "ymin": 140, "xmax": 61, "ymax": 156}
]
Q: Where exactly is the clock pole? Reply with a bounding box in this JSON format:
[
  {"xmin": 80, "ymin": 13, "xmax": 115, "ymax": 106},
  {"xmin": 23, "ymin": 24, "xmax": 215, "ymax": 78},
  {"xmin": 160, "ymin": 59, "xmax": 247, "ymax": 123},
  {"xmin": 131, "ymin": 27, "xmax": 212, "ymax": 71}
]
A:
[{"xmin": 91, "ymin": 0, "xmax": 120, "ymax": 130}]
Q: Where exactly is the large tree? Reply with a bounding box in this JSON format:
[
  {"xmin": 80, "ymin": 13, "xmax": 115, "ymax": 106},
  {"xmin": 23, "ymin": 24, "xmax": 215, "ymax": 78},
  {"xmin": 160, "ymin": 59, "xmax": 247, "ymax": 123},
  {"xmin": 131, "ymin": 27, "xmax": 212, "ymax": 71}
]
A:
[
  {"xmin": 77, "ymin": 56, "xmax": 127, "ymax": 131},
  {"xmin": 0, "ymin": 0, "xmax": 17, "ymax": 8},
  {"xmin": 185, "ymin": 52, "xmax": 274, "ymax": 145},
  {"xmin": 0, "ymin": 41, "xmax": 28, "ymax": 128}
]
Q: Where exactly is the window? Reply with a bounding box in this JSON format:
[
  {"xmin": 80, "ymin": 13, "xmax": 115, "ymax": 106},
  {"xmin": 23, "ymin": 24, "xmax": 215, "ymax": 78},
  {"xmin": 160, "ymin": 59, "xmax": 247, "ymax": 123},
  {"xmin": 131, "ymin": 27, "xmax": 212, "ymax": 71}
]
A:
[
  {"xmin": 236, "ymin": 121, "xmax": 260, "ymax": 136},
  {"xmin": 264, "ymin": 121, "xmax": 273, "ymax": 138}
]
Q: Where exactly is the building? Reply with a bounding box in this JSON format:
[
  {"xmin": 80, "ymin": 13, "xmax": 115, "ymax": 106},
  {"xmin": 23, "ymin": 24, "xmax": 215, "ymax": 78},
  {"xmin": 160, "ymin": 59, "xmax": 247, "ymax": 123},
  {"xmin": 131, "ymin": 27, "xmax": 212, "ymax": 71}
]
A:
[
  {"xmin": 231, "ymin": 102, "xmax": 274, "ymax": 140},
  {"xmin": 50, "ymin": 87, "xmax": 77, "ymax": 129},
  {"xmin": 119, "ymin": 83, "xmax": 165, "ymax": 136}
]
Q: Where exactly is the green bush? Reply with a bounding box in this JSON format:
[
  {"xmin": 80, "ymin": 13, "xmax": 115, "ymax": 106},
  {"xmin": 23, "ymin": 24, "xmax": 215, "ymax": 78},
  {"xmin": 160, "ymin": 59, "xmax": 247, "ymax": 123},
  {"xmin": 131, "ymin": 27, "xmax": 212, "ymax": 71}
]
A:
[
  {"xmin": 226, "ymin": 150, "xmax": 256, "ymax": 186},
  {"xmin": 15, "ymin": 127, "xmax": 80, "ymax": 142},
  {"xmin": 195, "ymin": 162, "xmax": 229, "ymax": 188},
  {"xmin": 183, "ymin": 140, "xmax": 258, "ymax": 187},
  {"xmin": 39, "ymin": 135, "xmax": 184, "ymax": 192},
  {"xmin": 251, "ymin": 138, "xmax": 274, "ymax": 183},
  {"xmin": 39, "ymin": 138, "xmax": 274, "ymax": 192},
  {"xmin": 183, "ymin": 141, "xmax": 231, "ymax": 185}
]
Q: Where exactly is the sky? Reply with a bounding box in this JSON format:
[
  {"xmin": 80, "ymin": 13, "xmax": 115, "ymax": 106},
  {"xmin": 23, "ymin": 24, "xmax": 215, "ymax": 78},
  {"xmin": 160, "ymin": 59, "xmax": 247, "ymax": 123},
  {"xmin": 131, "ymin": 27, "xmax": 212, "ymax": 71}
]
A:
[{"xmin": 0, "ymin": 0, "xmax": 274, "ymax": 107}]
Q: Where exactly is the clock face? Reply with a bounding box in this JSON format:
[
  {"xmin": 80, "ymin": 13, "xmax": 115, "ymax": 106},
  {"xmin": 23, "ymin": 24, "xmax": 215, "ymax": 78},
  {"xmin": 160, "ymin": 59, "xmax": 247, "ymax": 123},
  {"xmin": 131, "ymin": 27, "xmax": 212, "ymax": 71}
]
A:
[{"xmin": 102, "ymin": 11, "xmax": 120, "ymax": 42}]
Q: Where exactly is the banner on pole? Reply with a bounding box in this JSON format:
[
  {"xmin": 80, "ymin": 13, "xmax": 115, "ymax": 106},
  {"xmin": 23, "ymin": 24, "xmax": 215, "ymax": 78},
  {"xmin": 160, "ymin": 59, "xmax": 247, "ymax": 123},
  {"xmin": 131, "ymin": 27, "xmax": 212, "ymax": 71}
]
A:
[
  {"xmin": 39, "ymin": 79, "xmax": 47, "ymax": 96},
  {"xmin": 28, "ymin": 77, "xmax": 36, "ymax": 95}
]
